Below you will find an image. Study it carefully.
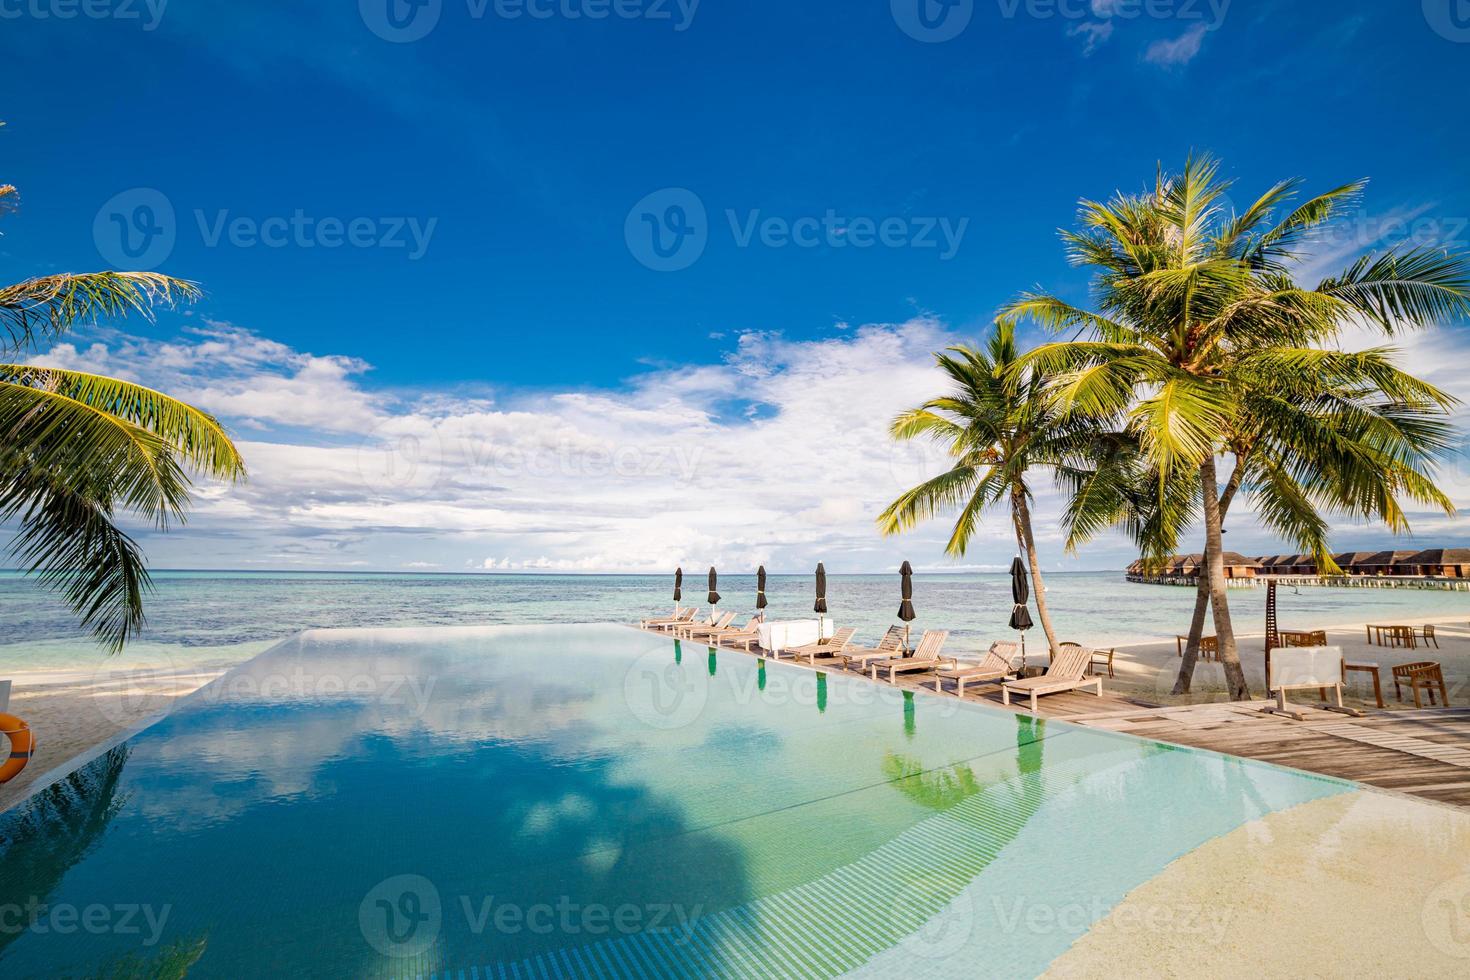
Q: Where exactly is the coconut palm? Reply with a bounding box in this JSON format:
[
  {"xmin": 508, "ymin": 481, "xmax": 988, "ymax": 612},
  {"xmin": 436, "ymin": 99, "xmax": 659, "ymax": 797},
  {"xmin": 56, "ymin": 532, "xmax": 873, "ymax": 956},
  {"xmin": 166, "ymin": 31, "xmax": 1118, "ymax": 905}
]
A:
[
  {"xmin": 878, "ymin": 321, "xmax": 1110, "ymax": 657},
  {"xmin": 1, "ymin": 182, "xmax": 245, "ymax": 651},
  {"xmin": 1000, "ymin": 156, "xmax": 1470, "ymax": 699}
]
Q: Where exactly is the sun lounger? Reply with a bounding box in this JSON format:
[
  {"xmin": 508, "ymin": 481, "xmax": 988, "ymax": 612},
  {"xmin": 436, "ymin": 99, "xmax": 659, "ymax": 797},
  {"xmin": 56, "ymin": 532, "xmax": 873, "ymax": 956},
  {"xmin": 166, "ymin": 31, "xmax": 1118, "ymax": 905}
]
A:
[
  {"xmin": 679, "ymin": 611, "xmax": 736, "ymax": 639},
  {"xmin": 699, "ymin": 616, "xmax": 759, "ymax": 645},
  {"xmin": 782, "ymin": 627, "xmax": 858, "ymax": 663},
  {"xmin": 869, "ymin": 631, "xmax": 953, "ymax": 682},
  {"xmin": 934, "ymin": 643, "xmax": 1018, "ymax": 696},
  {"xmin": 719, "ymin": 620, "xmax": 764, "ymax": 651},
  {"xmin": 669, "ymin": 610, "xmax": 723, "ymax": 637},
  {"xmin": 640, "ymin": 608, "xmax": 697, "ymax": 630},
  {"xmin": 839, "ymin": 626, "xmax": 906, "ymax": 670},
  {"xmin": 1001, "ymin": 645, "xmax": 1102, "ymax": 711}
]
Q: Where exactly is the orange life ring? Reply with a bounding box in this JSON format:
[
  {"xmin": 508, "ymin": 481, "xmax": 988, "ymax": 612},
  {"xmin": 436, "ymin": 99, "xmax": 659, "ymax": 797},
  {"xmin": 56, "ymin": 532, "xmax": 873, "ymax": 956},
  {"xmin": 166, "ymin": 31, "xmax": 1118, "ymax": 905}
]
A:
[{"xmin": 0, "ymin": 714, "xmax": 34, "ymax": 784}]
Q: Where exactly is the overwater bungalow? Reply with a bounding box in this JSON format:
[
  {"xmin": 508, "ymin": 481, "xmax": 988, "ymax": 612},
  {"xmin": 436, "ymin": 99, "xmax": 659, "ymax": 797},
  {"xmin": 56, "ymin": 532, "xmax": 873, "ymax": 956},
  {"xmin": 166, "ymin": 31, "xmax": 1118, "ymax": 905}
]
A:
[{"xmin": 1400, "ymin": 548, "xmax": 1470, "ymax": 578}]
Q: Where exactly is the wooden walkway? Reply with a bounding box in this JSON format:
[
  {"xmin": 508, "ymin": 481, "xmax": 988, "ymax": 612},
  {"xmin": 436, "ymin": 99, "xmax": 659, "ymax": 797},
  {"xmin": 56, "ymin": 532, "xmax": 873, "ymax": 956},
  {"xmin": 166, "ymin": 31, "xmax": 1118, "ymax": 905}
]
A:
[{"xmin": 745, "ymin": 644, "xmax": 1470, "ymax": 810}]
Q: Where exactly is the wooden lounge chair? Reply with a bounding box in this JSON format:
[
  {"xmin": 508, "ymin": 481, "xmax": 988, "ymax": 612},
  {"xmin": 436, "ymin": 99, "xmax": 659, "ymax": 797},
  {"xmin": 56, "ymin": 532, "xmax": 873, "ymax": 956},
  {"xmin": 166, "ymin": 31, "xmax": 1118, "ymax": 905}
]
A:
[
  {"xmin": 1001, "ymin": 646, "xmax": 1102, "ymax": 711},
  {"xmin": 700, "ymin": 616, "xmax": 759, "ymax": 646},
  {"xmin": 642, "ymin": 608, "xmax": 698, "ymax": 630},
  {"xmin": 783, "ymin": 627, "xmax": 858, "ymax": 663},
  {"xmin": 679, "ymin": 611, "xmax": 736, "ymax": 639},
  {"xmin": 839, "ymin": 626, "xmax": 906, "ymax": 671},
  {"xmin": 869, "ymin": 631, "xmax": 954, "ymax": 683},
  {"xmin": 718, "ymin": 619, "xmax": 764, "ymax": 652},
  {"xmin": 934, "ymin": 642, "xmax": 1017, "ymax": 697}
]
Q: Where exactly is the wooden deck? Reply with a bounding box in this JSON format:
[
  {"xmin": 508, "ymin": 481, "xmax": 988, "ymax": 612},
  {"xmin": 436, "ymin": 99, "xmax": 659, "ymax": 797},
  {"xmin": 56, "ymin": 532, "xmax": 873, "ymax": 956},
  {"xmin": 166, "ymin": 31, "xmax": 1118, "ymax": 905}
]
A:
[{"xmin": 735, "ymin": 639, "xmax": 1470, "ymax": 810}]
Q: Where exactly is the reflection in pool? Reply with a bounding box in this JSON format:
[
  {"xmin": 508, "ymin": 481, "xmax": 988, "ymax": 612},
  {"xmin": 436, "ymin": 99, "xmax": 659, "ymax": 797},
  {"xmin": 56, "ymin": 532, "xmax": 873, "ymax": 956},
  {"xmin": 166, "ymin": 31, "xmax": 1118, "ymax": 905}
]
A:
[{"xmin": 0, "ymin": 624, "xmax": 1349, "ymax": 977}]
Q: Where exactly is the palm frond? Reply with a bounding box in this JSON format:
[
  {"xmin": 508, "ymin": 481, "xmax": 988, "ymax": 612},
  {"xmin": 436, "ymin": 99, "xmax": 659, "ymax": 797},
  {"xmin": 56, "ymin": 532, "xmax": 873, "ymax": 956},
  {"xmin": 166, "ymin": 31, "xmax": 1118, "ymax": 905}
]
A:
[{"xmin": 0, "ymin": 272, "xmax": 200, "ymax": 352}]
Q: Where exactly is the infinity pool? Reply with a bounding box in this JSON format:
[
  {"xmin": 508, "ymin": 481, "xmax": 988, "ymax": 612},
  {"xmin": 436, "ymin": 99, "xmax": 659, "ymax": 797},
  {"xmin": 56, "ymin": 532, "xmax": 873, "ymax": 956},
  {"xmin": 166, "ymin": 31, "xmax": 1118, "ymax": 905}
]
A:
[{"xmin": 0, "ymin": 624, "xmax": 1350, "ymax": 977}]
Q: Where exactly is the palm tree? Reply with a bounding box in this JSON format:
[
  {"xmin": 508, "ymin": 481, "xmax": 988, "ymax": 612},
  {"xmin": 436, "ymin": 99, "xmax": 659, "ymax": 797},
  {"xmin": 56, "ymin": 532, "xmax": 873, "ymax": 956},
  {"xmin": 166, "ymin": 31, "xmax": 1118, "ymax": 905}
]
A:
[
  {"xmin": 0, "ymin": 181, "xmax": 245, "ymax": 651},
  {"xmin": 877, "ymin": 321, "xmax": 1105, "ymax": 657},
  {"xmin": 1000, "ymin": 156, "xmax": 1470, "ymax": 699}
]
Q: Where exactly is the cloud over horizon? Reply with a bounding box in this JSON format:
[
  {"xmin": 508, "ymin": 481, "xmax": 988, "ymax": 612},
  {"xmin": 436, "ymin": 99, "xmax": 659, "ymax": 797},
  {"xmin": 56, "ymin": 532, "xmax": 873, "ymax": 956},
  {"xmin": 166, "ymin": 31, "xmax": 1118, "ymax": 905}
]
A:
[{"xmin": 12, "ymin": 313, "xmax": 1470, "ymax": 575}]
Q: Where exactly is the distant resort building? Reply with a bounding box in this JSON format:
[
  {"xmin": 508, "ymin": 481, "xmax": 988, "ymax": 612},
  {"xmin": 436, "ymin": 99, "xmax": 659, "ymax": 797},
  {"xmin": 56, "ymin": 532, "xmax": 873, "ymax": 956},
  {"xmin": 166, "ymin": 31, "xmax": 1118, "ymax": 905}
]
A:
[{"xmin": 1127, "ymin": 548, "xmax": 1470, "ymax": 590}]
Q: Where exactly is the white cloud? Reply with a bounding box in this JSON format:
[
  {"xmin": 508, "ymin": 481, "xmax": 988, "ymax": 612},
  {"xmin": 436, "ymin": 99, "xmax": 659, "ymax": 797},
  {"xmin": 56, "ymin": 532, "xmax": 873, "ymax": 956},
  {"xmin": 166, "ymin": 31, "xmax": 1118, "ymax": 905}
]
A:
[
  {"xmin": 1143, "ymin": 24, "xmax": 1209, "ymax": 67},
  {"xmin": 12, "ymin": 313, "xmax": 1468, "ymax": 574},
  {"xmin": 1069, "ymin": 20, "xmax": 1115, "ymax": 56}
]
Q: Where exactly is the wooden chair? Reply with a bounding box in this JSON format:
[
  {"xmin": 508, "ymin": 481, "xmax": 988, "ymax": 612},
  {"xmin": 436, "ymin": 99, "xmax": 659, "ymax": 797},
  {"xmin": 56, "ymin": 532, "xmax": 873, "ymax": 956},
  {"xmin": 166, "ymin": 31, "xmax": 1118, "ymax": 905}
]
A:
[
  {"xmin": 1414, "ymin": 625, "xmax": 1440, "ymax": 649},
  {"xmin": 1001, "ymin": 646, "xmax": 1102, "ymax": 712},
  {"xmin": 1088, "ymin": 648, "xmax": 1116, "ymax": 678},
  {"xmin": 869, "ymin": 631, "xmax": 954, "ymax": 683},
  {"xmin": 1392, "ymin": 661, "xmax": 1449, "ymax": 707},
  {"xmin": 840, "ymin": 627, "xmax": 906, "ymax": 671},
  {"xmin": 784, "ymin": 627, "xmax": 857, "ymax": 663},
  {"xmin": 934, "ymin": 643, "xmax": 1016, "ymax": 697}
]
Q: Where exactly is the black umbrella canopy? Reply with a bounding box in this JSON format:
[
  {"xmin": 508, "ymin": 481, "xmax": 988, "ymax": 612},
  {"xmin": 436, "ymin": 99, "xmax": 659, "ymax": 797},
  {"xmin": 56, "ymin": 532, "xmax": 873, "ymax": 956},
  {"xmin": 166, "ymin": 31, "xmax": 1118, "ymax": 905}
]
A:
[
  {"xmin": 756, "ymin": 565, "xmax": 768, "ymax": 611},
  {"xmin": 1010, "ymin": 556, "xmax": 1030, "ymax": 606},
  {"xmin": 707, "ymin": 567, "xmax": 720, "ymax": 605},
  {"xmin": 897, "ymin": 561, "xmax": 916, "ymax": 622},
  {"xmin": 813, "ymin": 563, "xmax": 828, "ymax": 614},
  {"xmin": 673, "ymin": 567, "xmax": 682, "ymax": 602},
  {"xmin": 1008, "ymin": 556, "xmax": 1033, "ymax": 631}
]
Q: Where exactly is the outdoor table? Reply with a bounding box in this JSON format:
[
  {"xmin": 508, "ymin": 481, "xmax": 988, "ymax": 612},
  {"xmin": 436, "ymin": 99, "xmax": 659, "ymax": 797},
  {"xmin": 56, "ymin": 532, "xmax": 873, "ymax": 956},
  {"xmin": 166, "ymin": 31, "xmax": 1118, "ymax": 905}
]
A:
[
  {"xmin": 1175, "ymin": 635, "xmax": 1219, "ymax": 661},
  {"xmin": 757, "ymin": 620, "xmax": 833, "ymax": 653},
  {"xmin": 1343, "ymin": 661, "xmax": 1385, "ymax": 709},
  {"xmin": 1279, "ymin": 630, "xmax": 1327, "ymax": 648},
  {"xmin": 1366, "ymin": 624, "xmax": 1416, "ymax": 649}
]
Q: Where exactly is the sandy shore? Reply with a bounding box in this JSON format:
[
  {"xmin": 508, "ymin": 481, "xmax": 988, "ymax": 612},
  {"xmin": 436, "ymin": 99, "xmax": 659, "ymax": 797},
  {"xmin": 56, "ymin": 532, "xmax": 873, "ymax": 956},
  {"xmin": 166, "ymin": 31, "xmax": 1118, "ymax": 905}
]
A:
[
  {"xmin": 1045, "ymin": 789, "xmax": 1470, "ymax": 976},
  {"xmin": 1100, "ymin": 614, "xmax": 1470, "ymax": 710}
]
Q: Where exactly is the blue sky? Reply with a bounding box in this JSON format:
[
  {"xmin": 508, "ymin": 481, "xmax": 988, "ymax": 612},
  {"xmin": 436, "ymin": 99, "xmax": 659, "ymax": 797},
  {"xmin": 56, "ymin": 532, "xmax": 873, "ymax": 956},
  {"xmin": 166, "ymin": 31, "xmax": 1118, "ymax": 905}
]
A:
[{"xmin": 3, "ymin": 0, "xmax": 1469, "ymax": 572}]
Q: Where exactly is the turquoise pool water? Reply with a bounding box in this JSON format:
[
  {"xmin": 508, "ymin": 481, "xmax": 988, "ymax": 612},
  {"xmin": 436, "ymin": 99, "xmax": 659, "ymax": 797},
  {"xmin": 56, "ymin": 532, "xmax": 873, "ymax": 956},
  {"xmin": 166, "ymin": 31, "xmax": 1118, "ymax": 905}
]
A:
[{"xmin": 0, "ymin": 624, "xmax": 1350, "ymax": 977}]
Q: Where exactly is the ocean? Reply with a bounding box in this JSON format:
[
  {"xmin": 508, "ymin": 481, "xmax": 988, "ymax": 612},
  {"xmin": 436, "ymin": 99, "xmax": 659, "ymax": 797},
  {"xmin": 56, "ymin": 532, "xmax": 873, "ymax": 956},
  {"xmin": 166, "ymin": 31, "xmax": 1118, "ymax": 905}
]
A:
[{"xmin": 1, "ymin": 570, "xmax": 1466, "ymax": 674}]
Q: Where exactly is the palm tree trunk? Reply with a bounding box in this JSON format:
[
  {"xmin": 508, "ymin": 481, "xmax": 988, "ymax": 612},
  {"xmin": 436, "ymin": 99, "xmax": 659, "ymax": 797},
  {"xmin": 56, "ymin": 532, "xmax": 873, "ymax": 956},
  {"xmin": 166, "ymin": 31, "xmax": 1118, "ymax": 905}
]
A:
[
  {"xmin": 1199, "ymin": 454, "xmax": 1249, "ymax": 700},
  {"xmin": 1011, "ymin": 486, "xmax": 1060, "ymax": 658},
  {"xmin": 1172, "ymin": 456, "xmax": 1247, "ymax": 696}
]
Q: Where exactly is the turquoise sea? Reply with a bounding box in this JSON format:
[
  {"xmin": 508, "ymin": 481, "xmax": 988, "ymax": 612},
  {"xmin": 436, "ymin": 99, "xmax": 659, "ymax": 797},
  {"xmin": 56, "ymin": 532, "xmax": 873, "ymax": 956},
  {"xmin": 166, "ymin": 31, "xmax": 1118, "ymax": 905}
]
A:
[{"xmin": 2, "ymin": 569, "xmax": 1466, "ymax": 674}]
